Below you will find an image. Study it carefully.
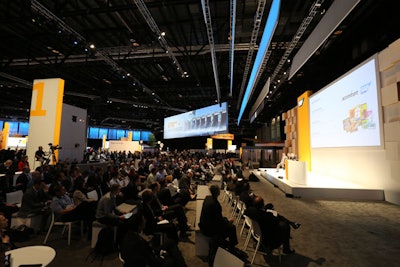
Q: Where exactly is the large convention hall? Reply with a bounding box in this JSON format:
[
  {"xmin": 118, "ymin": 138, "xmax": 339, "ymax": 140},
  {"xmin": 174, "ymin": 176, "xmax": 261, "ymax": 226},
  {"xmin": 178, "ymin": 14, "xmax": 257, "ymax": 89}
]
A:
[{"xmin": 1, "ymin": 0, "xmax": 400, "ymax": 266}]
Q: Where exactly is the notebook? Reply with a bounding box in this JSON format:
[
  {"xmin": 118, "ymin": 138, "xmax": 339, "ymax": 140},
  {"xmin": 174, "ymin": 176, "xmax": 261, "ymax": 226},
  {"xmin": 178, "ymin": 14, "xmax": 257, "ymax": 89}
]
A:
[{"xmin": 116, "ymin": 203, "xmax": 137, "ymax": 214}]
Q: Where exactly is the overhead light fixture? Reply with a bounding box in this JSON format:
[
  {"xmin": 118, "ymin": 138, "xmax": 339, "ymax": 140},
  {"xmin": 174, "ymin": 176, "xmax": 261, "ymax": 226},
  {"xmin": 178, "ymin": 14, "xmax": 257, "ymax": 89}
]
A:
[
  {"xmin": 237, "ymin": 0, "xmax": 281, "ymax": 124},
  {"xmin": 161, "ymin": 31, "xmax": 166, "ymax": 36},
  {"xmin": 89, "ymin": 44, "xmax": 95, "ymax": 49}
]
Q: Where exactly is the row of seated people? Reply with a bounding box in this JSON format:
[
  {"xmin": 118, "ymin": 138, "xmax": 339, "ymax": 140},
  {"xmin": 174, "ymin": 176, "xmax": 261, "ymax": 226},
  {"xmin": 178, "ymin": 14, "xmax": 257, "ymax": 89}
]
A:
[
  {"xmin": 1, "ymin": 168, "xmax": 195, "ymax": 242},
  {"xmin": 199, "ymin": 182, "xmax": 301, "ymax": 266},
  {"xmin": 226, "ymin": 176, "xmax": 301, "ymax": 254},
  {"xmin": 0, "ymin": 188, "xmax": 189, "ymax": 267}
]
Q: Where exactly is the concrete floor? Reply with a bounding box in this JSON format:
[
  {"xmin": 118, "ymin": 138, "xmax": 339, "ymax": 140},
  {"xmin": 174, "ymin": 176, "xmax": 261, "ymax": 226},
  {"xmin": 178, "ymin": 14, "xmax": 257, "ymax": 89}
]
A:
[{"xmin": 16, "ymin": 171, "xmax": 400, "ymax": 267}]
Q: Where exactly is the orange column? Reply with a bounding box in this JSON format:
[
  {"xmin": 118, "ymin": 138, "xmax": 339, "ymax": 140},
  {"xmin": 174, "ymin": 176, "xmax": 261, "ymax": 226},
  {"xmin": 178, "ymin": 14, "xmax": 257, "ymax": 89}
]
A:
[{"xmin": 297, "ymin": 90, "xmax": 312, "ymax": 171}]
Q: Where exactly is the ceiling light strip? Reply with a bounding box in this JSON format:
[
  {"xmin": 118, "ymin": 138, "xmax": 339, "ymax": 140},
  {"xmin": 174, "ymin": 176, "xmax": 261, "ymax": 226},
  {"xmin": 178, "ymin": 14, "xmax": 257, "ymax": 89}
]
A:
[
  {"xmin": 254, "ymin": 0, "xmax": 324, "ymax": 121},
  {"xmin": 289, "ymin": 0, "xmax": 361, "ymax": 79},
  {"xmin": 133, "ymin": 0, "xmax": 184, "ymax": 77},
  {"xmin": 271, "ymin": 0, "xmax": 324, "ymax": 84},
  {"xmin": 237, "ymin": 0, "xmax": 280, "ymax": 124},
  {"xmin": 229, "ymin": 0, "xmax": 237, "ymax": 97},
  {"xmin": 201, "ymin": 0, "xmax": 221, "ymax": 104},
  {"xmin": 31, "ymin": 0, "xmax": 171, "ymax": 108},
  {"xmin": 236, "ymin": 0, "xmax": 267, "ymax": 110}
]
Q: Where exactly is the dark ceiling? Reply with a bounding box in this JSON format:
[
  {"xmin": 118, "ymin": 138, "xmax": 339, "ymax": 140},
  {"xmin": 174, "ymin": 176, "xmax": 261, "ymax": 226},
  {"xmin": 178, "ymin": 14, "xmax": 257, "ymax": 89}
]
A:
[{"xmin": 1, "ymin": 0, "xmax": 399, "ymax": 141}]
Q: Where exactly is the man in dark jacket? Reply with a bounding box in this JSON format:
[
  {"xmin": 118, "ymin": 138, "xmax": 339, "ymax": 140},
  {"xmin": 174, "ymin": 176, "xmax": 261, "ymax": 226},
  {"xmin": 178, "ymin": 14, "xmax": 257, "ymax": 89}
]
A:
[
  {"xmin": 199, "ymin": 184, "xmax": 238, "ymax": 249},
  {"xmin": 120, "ymin": 212, "xmax": 187, "ymax": 267},
  {"xmin": 18, "ymin": 178, "xmax": 51, "ymax": 232},
  {"xmin": 244, "ymin": 196, "xmax": 297, "ymax": 254}
]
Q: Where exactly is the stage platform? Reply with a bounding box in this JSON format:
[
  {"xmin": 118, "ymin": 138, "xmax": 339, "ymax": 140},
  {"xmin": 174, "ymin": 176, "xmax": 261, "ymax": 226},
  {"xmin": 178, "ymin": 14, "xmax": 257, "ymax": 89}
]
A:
[{"xmin": 254, "ymin": 168, "xmax": 385, "ymax": 201}]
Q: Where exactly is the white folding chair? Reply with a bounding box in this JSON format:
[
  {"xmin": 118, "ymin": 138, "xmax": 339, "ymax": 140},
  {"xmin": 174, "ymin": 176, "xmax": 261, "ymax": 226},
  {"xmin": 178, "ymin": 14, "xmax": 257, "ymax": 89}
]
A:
[
  {"xmin": 240, "ymin": 214, "xmax": 251, "ymax": 238},
  {"xmin": 230, "ymin": 195, "xmax": 239, "ymax": 217},
  {"xmin": 213, "ymin": 247, "xmax": 245, "ymax": 267},
  {"xmin": 221, "ymin": 182, "xmax": 228, "ymax": 202},
  {"xmin": 44, "ymin": 212, "xmax": 84, "ymax": 245},
  {"xmin": 235, "ymin": 201, "xmax": 246, "ymax": 226},
  {"xmin": 244, "ymin": 218, "xmax": 282, "ymax": 264}
]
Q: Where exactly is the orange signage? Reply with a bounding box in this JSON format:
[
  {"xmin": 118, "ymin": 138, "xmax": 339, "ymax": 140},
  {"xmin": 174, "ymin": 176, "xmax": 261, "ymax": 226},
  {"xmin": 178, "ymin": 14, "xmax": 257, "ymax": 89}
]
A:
[{"xmin": 211, "ymin": 133, "xmax": 234, "ymax": 140}]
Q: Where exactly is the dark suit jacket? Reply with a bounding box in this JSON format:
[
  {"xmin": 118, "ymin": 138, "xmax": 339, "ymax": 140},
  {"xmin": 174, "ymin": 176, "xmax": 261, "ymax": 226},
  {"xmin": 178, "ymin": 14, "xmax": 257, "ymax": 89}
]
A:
[
  {"xmin": 239, "ymin": 190, "xmax": 254, "ymax": 209},
  {"xmin": 15, "ymin": 172, "xmax": 31, "ymax": 192},
  {"xmin": 245, "ymin": 206, "xmax": 281, "ymax": 249},
  {"xmin": 121, "ymin": 230, "xmax": 161, "ymax": 267},
  {"xmin": 157, "ymin": 188, "xmax": 175, "ymax": 206},
  {"xmin": 18, "ymin": 187, "xmax": 48, "ymax": 217},
  {"xmin": 199, "ymin": 195, "xmax": 227, "ymax": 236}
]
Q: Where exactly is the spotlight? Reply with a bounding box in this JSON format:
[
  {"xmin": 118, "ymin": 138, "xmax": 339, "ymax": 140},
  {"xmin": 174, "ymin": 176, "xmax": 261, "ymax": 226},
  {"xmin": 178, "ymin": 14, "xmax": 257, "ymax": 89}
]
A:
[
  {"xmin": 161, "ymin": 32, "xmax": 166, "ymax": 36},
  {"xmin": 89, "ymin": 44, "xmax": 95, "ymax": 49}
]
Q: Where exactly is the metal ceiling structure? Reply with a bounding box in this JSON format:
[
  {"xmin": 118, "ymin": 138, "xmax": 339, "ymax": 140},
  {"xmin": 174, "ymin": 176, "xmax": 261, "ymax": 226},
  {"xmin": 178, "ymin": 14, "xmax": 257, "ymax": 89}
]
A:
[{"xmin": 1, "ymin": 0, "xmax": 399, "ymax": 142}]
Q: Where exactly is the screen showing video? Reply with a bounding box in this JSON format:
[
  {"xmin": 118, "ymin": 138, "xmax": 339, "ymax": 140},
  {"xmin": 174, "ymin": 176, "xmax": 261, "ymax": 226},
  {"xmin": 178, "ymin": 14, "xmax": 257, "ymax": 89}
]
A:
[{"xmin": 164, "ymin": 102, "xmax": 228, "ymax": 139}]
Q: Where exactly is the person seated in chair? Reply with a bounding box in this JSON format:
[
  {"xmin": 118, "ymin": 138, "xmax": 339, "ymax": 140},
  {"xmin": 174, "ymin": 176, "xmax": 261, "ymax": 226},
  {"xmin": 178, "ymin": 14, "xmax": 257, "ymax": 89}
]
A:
[
  {"xmin": 178, "ymin": 170, "xmax": 196, "ymax": 201},
  {"xmin": 141, "ymin": 190, "xmax": 179, "ymax": 242},
  {"xmin": 276, "ymin": 153, "xmax": 288, "ymax": 172},
  {"xmin": 18, "ymin": 178, "xmax": 52, "ymax": 233},
  {"xmin": 50, "ymin": 185, "xmax": 96, "ymax": 239},
  {"xmin": 34, "ymin": 146, "xmax": 47, "ymax": 166},
  {"xmin": 15, "ymin": 166, "xmax": 33, "ymax": 192},
  {"xmin": 239, "ymin": 182, "xmax": 256, "ymax": 209},
  {"xmin": 149, "ymin": 182, "xmax": 190, "ymax": 239},
  {"xmin": 95, "ymin": 184, "xmax": 129, "ymax": 245},
  {"xmin": 199, "ymin": 185, "xmax": 239, "ymax": 265},
  {"xmin": 244, "ymin": 196, "xmax": 298, "ymax": 254},
  {"xmin": 0, "ymin": 213, "xmax": 14, "ymax": 253},
  {"xmin": 120, "ymin": 212, "xmax": 187, "ymax": 267}
]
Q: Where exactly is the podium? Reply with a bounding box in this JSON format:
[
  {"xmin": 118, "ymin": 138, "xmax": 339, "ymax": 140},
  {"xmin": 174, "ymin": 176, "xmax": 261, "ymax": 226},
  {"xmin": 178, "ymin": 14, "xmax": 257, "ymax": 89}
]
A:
[{"xmin": 286, "ymin": 160, "xmax": 307, "ymax": 185}]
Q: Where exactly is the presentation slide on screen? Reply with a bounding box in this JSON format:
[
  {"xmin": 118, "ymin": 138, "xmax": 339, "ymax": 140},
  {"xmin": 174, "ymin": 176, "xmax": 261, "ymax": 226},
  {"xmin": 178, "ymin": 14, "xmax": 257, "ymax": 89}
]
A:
[
  {"xmin": 309, "ymin": 57, "xmax": 381, "ymax": 148},
  {"xmin": 164, "ymin": 102, "xmax": 228, "ymax": 139}
]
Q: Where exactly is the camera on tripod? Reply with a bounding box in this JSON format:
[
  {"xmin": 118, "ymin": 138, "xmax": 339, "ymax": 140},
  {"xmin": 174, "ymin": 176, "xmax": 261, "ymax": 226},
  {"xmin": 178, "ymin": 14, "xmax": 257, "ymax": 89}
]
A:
[{"xmin": 48, "ymin": 143, "xmax": 62, "ymax": 152}]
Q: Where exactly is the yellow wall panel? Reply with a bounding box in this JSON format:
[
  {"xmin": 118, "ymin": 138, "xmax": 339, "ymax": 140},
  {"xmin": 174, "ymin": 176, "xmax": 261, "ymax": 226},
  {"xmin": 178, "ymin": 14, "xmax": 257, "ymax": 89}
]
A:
[{"xmin": 297, "ymin": 90, "xmax": 312, "ymax": 171}]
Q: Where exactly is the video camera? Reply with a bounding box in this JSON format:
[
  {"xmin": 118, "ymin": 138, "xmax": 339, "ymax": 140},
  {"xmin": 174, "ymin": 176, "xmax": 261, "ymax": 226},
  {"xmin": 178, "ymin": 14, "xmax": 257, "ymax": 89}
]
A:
[{"xmin": 48, "ymin": 143, "xmax": 62, "ymax": 151}]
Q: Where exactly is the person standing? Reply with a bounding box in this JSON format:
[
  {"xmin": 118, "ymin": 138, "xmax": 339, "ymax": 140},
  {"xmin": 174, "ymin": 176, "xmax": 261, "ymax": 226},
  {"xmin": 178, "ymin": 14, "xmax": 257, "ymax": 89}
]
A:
[{"xmin": 34, "ymin": 146, "xmax": 46, "ymax": 165}]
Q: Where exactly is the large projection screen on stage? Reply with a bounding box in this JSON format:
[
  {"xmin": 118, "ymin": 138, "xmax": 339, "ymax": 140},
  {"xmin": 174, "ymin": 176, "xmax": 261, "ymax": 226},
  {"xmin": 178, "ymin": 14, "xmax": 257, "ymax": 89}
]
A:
[
  {"xmin": 309, "ymin": 56, "xmax": 381, "ymax": 148},
  {"xmin": 164, "ymin": 102, "xmax": 228, "ymax": 139}
]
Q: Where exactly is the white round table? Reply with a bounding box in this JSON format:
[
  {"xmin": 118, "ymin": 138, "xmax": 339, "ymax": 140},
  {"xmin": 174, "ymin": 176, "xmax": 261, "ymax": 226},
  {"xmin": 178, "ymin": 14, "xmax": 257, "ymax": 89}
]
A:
[{"xmin": 5, "ymin": 245, "xmax": 56, "ymax": 267}]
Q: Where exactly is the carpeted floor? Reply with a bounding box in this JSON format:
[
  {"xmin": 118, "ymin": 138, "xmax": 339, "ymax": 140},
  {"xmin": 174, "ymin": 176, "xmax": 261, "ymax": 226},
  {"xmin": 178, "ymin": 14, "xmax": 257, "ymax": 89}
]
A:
[{"xmin": 14, "ymin": 169, "xmax": 400, "ymax": 267}]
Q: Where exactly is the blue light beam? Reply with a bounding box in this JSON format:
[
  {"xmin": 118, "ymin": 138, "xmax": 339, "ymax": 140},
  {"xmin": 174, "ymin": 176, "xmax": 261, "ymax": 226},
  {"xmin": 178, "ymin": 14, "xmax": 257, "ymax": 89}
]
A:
[{"xmin": 237, "ymin": 0, "xmax": 280, "ymax": 124}]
